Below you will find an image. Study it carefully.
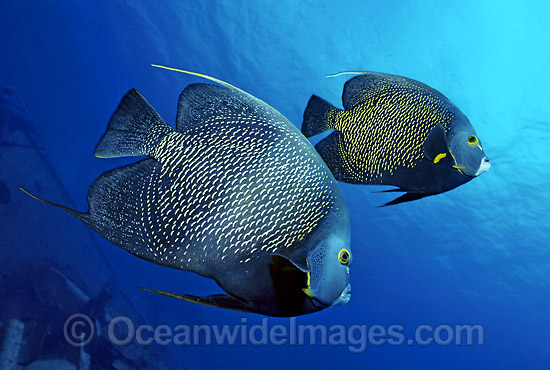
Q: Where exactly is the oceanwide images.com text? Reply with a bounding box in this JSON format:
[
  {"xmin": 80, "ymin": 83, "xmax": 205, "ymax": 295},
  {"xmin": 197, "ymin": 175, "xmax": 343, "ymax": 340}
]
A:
[{"xmin": 64, "ymin": 314, "xmax": 484, "ymax": 354}]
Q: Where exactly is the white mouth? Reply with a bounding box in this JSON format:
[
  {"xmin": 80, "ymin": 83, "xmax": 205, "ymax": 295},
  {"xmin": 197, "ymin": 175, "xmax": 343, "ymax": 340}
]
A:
[
  {"xmin": 475, "ymin": 157, "xmax": 491, "ymax": 176},
  {"xmin": 333, "ymin": 284, "xmax": 351, "ymax": 306}
]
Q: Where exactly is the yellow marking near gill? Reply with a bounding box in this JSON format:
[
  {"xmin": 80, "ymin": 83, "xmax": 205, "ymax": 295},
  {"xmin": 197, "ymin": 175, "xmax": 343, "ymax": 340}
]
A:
[
  {"xmin": 433, "ymin": 153, "xmax": 447, "ymax": 164},
  {"xmin": 447, "ymin": 149, "xmax": 467, "ymax": 173},
  {"xmin": 302, "ymin": 271, "xmax": 314, "ymax": 298}
]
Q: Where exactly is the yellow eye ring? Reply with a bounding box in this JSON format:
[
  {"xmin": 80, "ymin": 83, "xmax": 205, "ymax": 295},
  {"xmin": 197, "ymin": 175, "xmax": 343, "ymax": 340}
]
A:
[
  {"xmin": 338, "ymin": 249, "xmax": 351, "ymax": 265},
  {"xmin": 467, "ymin": 135, "xmax": 479, "ymax": 146}
]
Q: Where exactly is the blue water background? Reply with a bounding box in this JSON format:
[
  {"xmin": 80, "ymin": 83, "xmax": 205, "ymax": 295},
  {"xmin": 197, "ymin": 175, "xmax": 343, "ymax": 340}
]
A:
[{"xmin": 1, "ymin": 1, "xmax": 549, "ymax": 369}]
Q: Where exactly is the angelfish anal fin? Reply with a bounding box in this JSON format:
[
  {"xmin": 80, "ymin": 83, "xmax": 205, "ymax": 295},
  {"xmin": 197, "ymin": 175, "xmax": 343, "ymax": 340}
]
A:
[
  {"xmin": 140, "ymin": 288, "xmax": 256, "ymax": 313},
  {"xmin": 423, "ymin": 123, "xmax": 449, "ymax": 162}
]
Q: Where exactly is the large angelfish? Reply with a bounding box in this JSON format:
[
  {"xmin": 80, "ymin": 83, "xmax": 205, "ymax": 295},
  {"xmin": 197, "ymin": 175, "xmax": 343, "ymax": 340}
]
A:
[{"xmin": 22, "ymin": 66, "xmax": 352, "ymax": 317}]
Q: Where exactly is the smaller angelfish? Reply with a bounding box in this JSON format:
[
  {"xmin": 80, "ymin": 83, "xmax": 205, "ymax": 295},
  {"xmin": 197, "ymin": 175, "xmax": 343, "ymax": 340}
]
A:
[{"xmin": 302, "ymin": 72, "xmax": 491, "ymax": 206}]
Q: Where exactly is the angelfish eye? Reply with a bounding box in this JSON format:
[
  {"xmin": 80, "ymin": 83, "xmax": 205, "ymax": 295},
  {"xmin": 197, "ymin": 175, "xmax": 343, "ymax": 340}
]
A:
[
  {"xmin": 467, "ymin": 135, "xmax": 479, "ymax": 146},
  {"xmin": 338, "ymin": 249, "xmax": 351, "ymax": 265}
]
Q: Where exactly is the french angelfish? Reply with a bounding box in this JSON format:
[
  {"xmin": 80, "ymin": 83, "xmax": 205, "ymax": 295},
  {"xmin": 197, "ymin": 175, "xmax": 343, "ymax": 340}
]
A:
[
  {"xmin": 302, "ymin": 72, "xmax": 491, "ymax": 206},
  {"xmin": 21, "ymin": 66, "xmax": 352, "ymax": 317}
]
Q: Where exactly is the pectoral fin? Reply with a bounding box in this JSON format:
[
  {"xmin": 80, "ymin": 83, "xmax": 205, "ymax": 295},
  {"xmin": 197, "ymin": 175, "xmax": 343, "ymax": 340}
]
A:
[
  {"xmin": 141, "ymin": 288, "xmax": 256, "ymax": 313},
  {"xmin": 423, "ymin": 123, "xmax": 449, "ymax": 162}
]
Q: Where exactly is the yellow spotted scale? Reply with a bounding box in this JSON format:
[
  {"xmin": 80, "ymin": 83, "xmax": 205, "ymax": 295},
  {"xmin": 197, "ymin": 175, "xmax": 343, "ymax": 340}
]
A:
[{"xmin": 302, "ymin": 72, "xmax": 490, "ymax": 206}]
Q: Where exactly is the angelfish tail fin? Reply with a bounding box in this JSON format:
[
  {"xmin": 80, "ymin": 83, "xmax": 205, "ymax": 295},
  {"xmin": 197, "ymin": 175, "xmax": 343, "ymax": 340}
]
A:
[{"xmin": 301, "ymin": 95, "xmax": 338, "ymax": 138}]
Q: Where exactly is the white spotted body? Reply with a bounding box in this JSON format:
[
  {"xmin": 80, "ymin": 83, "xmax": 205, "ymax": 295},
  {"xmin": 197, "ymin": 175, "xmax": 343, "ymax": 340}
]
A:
[
  {"xmin": 24, "ymin": 74, "xmax": 351, "ymax": 317},
  {"xmin": 132, "ymin": 111, "xmax": 337, "ymax": 279}
]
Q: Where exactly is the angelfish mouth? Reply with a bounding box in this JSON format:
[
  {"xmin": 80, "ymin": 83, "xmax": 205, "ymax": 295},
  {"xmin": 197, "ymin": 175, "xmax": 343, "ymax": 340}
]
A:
[
  {"xmin": 475, "ymin": 157, "xmax": 491, "ymax": 176},
  {"xmin": 305, "ymin": 284, "xmax": 352, "ymax": 308},
  {"xmin": 454, "ymin": 156, "xmax": 491, "ymax": 177},
  {"xmin": 332, "ymin": 284, "xmax": 351, "ymax": 306}
]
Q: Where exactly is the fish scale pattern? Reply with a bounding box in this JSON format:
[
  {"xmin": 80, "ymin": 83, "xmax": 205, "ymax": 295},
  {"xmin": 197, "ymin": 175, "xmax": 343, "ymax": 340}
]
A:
[
  {"xmin": 139, "ymin": 113, "xmax": 336, "ymax": 273},
  {"xmin": 329, "ymin": 80, "xmax": 455, "ymax": 183}
]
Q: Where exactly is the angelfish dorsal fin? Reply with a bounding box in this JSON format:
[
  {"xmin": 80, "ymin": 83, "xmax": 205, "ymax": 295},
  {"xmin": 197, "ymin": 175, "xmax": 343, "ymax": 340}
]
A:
[
  {"xmin": 94, "ymin": 89, "xmax": 173, "ymax": 159},
  {"xmin": 341, "ymin": 72, "xmax": 397, "ymax": 110},
  {"xmin": 175, "ymin": 83, "xmax": 257, "ymax": 133},
  {"xmin": 422, "ymin": 123, "xmax": 449, "ymax": 162},
  {"xmin": 152, "ymin": 64, "xmax": 298, "ymax": 135},
  {"xmin": 341, "ymin": 72, "xmax": 435, "ymax": 111}
]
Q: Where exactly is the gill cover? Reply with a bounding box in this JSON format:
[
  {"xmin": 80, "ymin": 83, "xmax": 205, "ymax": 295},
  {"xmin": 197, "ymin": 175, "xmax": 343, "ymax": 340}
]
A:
[
  {"xmin": 303, "ymin": 235, "xmax": 351, "ymax": 307},
  {"xmin": 424, "ymin": 123, "xmax": 490, "ymax": 177},
  {"xmin": 447, "ymin": 129, "xmax": 490, "ymax": 177}
]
